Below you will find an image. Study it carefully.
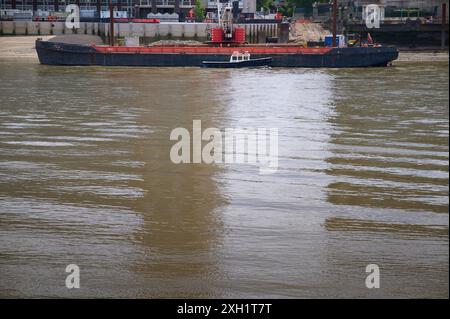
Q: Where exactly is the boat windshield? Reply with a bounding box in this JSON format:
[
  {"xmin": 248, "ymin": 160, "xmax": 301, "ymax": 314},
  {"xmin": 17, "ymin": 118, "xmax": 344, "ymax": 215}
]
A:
[{"xmin": 230, "ymin": 51, "xmax": 251, "ymax": 62}]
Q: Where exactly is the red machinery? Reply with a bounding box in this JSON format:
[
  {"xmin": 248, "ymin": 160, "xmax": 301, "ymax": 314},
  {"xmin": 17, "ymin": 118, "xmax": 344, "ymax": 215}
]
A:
[{"xmin": 210, "ymin": 0, "xmax": 246, "ymax": 45}]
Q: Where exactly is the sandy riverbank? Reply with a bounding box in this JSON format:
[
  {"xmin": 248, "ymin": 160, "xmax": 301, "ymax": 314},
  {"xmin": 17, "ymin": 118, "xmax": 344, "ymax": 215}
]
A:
[
  {"xmin": 397, "ymin": 51, "xmax": 449, "ymax": 62},
  {"xmin": 0, "ymin": 35, "xmax": 448, "ymax": 63},
  {"xmin": 0, "ymin": 36, "xmax": 54, "ymax": 59}
]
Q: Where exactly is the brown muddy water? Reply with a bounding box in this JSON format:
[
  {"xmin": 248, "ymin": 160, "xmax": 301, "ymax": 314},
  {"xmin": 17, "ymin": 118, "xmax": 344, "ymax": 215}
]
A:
[{"xmin": 0, "ymin": 59, "xmax": 448, "ymax": 298}]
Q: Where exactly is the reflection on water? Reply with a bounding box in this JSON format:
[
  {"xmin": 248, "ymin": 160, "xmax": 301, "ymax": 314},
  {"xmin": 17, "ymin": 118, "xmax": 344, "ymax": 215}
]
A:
[
  {"xmin": 325, "ymin": 217, "xmax": 449, "ymax": 238},
  {"xmin": 327, "ymin": 65, "xmax": 449, "ymax": 214},
  {"xmin": 131, "ymin": 75, "xmax": 227, "ymax": 298},
  {"xmin": 0, "ymin": 59, "xmax": 448, "ymax": 298}
]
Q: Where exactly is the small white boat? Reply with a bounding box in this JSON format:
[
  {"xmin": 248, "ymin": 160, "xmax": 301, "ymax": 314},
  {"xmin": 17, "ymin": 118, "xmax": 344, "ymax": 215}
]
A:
[{"xmin": 201, "ymin": 51, "xmax": 273, "ymax": 68}]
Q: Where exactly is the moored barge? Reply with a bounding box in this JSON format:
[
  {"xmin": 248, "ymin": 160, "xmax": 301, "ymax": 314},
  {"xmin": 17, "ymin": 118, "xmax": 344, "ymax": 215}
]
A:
[
  {"xmin": 35, "ymin": 40, "xmax": 399, "ymax": 68},
  {"xmin": 35, "ymin": 0, "xmax": 399, "ymax": 68}
]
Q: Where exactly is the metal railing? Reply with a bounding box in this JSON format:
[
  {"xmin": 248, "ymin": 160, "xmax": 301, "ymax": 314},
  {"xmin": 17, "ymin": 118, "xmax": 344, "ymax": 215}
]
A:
[
  {"xmin": 155, "ymin": 0, "xmax": 175, "ymax": 6},
  {"xmin": 180, "ymin": 0, "xmax": 194, "ymax": 6}
]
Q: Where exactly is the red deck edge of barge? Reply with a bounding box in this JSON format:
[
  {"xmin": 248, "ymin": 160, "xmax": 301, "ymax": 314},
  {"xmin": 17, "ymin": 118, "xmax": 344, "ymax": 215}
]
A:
[{"xmin": 92, "ymin": 45, "xmax": 333, "ymax": 55}]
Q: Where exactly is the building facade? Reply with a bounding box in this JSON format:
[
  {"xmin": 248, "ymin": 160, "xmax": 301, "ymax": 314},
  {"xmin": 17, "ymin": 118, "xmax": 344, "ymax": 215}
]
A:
[
  {"xmin": 0, "ymin": 0, "xmax": 257, "ymax": 14},
  {"xmin": 354, "ymin": 0, "xmax": 448, "ymax": 18},
  {"xmin": 353, "ymin": 1, "xmax": 447, "ymax": 8}
]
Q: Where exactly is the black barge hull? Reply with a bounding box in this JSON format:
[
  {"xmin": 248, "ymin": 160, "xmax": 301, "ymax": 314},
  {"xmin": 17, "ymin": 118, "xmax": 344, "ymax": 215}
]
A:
[{"xmin": 36, "ymin": 40, "xmax": 399, "ymax": 68}]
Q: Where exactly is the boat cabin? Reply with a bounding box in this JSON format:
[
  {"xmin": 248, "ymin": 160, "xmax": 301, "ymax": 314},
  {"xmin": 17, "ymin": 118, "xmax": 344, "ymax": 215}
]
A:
[{"xmin": 230, "ymin": 51, "xmax": 251, "ymax": 63}]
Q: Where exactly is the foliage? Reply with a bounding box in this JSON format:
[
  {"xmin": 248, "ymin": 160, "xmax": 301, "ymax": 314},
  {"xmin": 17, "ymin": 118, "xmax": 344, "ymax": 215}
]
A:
[
  {"xmin": 258, "ymin": 0, "xmax": 276, "ymax": 12},
  {"xmin": 194, "ymin": 0, "xmax": 205, "ymax": 20},
  {"xmin": 257, "ymin": 0, "xmax": 331, "ymax": 15}
]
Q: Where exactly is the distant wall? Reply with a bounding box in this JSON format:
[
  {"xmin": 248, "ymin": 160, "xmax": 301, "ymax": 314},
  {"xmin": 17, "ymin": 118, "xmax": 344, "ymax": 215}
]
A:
[
  {"xmin": 0, "ymin": 21, "xmax": 278, "ymax": 44},
  {"xmin": 0, "ymin": 21, "xmax": 99, "ymax": 36},
  {"xmin": 103, "ymin": 23, "xmax": 279, "ymax": 43}
]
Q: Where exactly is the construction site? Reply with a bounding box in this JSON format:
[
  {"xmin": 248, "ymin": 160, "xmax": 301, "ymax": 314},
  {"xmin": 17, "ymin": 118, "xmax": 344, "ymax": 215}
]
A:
[{"xmin": 0, "ymin": 0, "xmax": 448, "ymax": 48}]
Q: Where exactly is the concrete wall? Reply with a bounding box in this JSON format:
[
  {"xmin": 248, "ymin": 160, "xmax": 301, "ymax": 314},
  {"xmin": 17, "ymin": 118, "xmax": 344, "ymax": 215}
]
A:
[
  {"xmin": 103, "ymin": 23, "xmax": 212, "ymax": 39},
  {"xmin": 1, "ymin": 21, "xmax": 278, "ymax": 43},
  {"xmin": 0, "ymin": 21, "xmax": 97, "ymax": 35},
  {"xmin": 243, "ymin": 0, "xmax": 257, "ymax": 13},
  {"xmin": 238, "ymin": 23, "xmax": 278, "ymax": 43},
  {"xmin": 104, "ymin": 22, "xmax": 277, "ymax": 42}
]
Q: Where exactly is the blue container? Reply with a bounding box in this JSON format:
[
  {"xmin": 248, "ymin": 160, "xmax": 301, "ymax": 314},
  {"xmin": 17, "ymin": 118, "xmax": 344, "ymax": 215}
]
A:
[{"xmin": 325, "ymin": 35, "xmax": 345, "ymax": 47}]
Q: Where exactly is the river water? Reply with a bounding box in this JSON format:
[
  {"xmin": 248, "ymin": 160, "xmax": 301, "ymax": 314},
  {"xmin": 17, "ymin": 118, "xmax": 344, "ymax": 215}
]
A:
[{"xmin": 0, "ymin": 58, "xmax": 448, "ymax": 298}]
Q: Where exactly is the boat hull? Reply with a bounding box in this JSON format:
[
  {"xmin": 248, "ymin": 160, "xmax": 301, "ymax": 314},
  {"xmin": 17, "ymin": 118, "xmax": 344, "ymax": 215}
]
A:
[
  {"xmin": 36, "ymin": 40, "xmax": 399, "ymax": 68},
  {"xmin": 202, "ymin": 57, "xmax": 273, "ymax": 68}
]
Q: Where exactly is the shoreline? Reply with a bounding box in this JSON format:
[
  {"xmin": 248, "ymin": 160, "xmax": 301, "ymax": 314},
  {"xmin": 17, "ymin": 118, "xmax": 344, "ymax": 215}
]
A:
[{"xmin": 0, "ymin": 36, "xmax": 448, "ymax": 63}]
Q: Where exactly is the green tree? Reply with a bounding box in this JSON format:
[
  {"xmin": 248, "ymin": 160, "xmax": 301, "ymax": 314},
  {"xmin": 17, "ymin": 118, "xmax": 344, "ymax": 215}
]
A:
[
  {"xmin": 194, "ymin": 0, "xmax": 205, "ymax": 21},
  {"xmin": 257, "ymin": 0, "xmax": 275, "ymax": 12},
  {"xmin": 257, "ymin": 0, "xmax": 330, "ymax": 15},
  {"xmin": 278, "ymin": 0, "xmax": 296, "ymax": 17}
]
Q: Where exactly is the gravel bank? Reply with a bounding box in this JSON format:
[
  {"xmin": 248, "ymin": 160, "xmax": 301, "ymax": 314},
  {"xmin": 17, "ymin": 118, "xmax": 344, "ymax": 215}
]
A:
[{"xmin": 0, "ymin": 35, "xmax": 103, "ymax": 60}]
